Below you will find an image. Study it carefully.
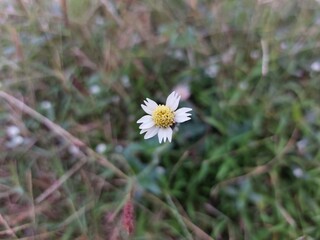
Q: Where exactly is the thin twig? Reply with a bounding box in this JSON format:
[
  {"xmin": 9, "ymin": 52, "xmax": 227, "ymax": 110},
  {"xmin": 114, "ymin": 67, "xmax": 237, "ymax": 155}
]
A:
[
  {"xmin": 26, "ymin": 170, "xmax": 36, "ymax": 227},
  {"xmin": 7, "ymin": 203, "xmax": 50, "ymax": 226},
  {"xmin": 210, "ymin": 128, "xmax": 298, "ymax": 196},
  {"xmin": 101, "ymin": 0, "xmax": 123, "ymax": 26},
  {"xmin": 60, "ymin": 0, "xmax": 69, "ymax": 27},
  {"xmin": 166, "ymin": 194, "xmax": 193, "ymax": 240},
  {"xmin": 0, "ymin": 91, "xmax": 127, "ymax": 179},
  {"xmin": 261, "ymin": 39, "xmax": 269, "ymax": 76},
  {"xmin": 0, "ymin": 223, "xmax": 31, "ymax": 237},
  {"xmin": 0, "ymin": 214, "xmax": 18, "ymax": 239},
  {"xmin": 0, "ymin": 91, "xmax": 84, "ymax": 147},
  {"xmin": 35, "ymin": 157, "xmax": 87, "ymax": 204},
  {"xmin": 145, "ymin": 192, "xmax": 214, "ymax": 240}
]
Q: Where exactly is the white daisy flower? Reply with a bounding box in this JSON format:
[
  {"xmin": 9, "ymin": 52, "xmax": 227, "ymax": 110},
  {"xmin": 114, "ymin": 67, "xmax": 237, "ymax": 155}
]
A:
[{"xmin": 137, "ymin": 91, "xmax": 192, "ymax": 143}]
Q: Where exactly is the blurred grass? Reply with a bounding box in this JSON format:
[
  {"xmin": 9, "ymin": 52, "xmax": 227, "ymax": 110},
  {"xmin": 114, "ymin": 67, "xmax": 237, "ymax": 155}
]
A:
[{"xmin": 1, "ymin": 0, "xmax": 320, "ymax": 239}]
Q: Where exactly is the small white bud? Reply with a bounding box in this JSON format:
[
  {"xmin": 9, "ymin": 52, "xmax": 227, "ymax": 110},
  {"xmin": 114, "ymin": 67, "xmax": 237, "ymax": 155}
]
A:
[
  {"xmin": 96, "ymin": 143, "xmax": 107, "ymax": 154},
  {"xmin": 311, "ymin": 61, "xmax": 320, "ymax": 72},
  {"xmin": 89, "ymin": 85, "xmax": 101, "ymax": 95},
  {"xmin": 6, "ymin": 125, "xmax": 20, "ymax": 138}
]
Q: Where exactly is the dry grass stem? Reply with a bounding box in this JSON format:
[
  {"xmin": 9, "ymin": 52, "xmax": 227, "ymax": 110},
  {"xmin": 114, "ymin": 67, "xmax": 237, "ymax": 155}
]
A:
[
  {"xmin": 0, "ymin": 90, "xmax": 127, "ymax": 179},
  {"xmin": 35, "ymin": 157, "xmax": 87, "ymax": 204},
  {"xmin": 0, "ymin": 214, "xmax": 18, "ymax": 239}
]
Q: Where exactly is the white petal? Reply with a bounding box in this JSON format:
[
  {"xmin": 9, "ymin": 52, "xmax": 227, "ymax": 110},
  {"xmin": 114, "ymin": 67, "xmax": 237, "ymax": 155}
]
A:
[
  {"xmin": 174, "ymin": 107, "xmax": 192, "ymax": 123},
  {"xmin": 139, "ymin": 120, "xmax": 155, "ymax": 129},
  {"xmin": 166, "ymin": 127, "xmax": 173, "ymax": 142},
  {"xmin": 157, "ymin": 128, "xmax": 164, "ymax": 143},
  {"xmin": 145, "ymin": 98, "xmax": 158, "ymax": 112},
  {"xmin": 140, "ymin": 128, "xmax": 148, "ymax": 134},
  {"xmin": 174, "ymin": 107, "xmax": 192, "ymax": 117},
  {"xmin": 166, "ymin": 91, "xmax": 181, "ymax": 111},
  {"xmin": 158, "ymin": 127, "xmax": 173, "ymax": 143},
  {"xmin": 175, "ymin": 115, "xmax": 191, "ymax": 123},
  {"xmin": 144, "ymin": 126, "xmax": 159, "ymax": 139},
  {"xmin": 137, "ymin": 115, "xmax": 152, "ymax": 124},
  {"xmin": 141, "ymin": 104, "xmax": 153, "ymax": 114},
  {"xmin": 166, "ymin": 92, "xmax": 176, "ymax": 105}
]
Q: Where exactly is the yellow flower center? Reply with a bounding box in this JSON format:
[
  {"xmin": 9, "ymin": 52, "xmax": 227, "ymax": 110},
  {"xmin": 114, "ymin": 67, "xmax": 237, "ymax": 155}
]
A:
[{"xmin": 152, "ymin": 105, "xmax": 175, "ymax": 128}]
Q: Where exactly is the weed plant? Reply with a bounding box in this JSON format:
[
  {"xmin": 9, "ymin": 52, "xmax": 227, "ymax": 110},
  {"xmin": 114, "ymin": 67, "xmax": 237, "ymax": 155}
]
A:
[{"xmin": 1, "ymin": 0, "xmax": 320, "ymax": 239}]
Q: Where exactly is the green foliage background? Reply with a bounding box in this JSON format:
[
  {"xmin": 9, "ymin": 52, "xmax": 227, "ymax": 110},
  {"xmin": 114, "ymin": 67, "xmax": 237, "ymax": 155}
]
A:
[{"xmin": 1, "ymin": 0, "xmax": 320, "ymax": 239}]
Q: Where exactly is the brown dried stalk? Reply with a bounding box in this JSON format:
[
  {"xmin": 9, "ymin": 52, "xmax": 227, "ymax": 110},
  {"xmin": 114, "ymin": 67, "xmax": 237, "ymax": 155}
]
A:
[{"xmin": 0, "ymin": 90, "xmax": 127, "ymax": 179}]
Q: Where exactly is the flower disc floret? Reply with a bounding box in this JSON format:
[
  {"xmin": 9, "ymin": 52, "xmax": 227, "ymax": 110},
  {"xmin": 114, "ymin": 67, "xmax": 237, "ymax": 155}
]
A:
[{"xmin": 152, "ymin": 105, "xmax": 174, "ymax": 128}]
